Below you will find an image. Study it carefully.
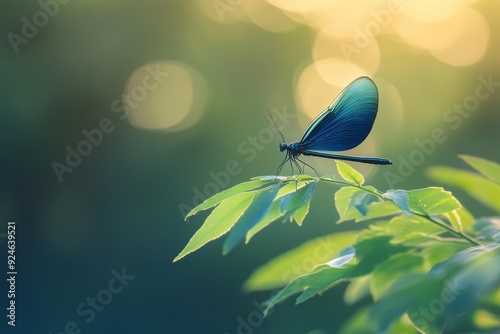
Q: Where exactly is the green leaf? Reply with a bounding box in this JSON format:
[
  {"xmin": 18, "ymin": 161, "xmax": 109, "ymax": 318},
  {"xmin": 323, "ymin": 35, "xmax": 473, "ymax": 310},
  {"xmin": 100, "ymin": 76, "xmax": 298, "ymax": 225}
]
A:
[
  {"xmin": 355, "ymin": 222, "xmax": 391, "ymax": 242},
  {"xmin": 408, "ymin": 243, "xmax": 500, "ymax": 333},
  {"xmin": 335, "ymin": 187, "xmax": 364, "ymax": 220},
  {"xmin": 184, "ymin": 179, "xmax": 272, "ymax": 219},
  {"xmin": 428, "ymin": 167, "xmax": 500, "ymax": 213},
  {"xmin": 264, "ymin": 264, "xmax": 358, "ymax": 314},
  {"xmin": 336, "ymin": 160, "xmax": 365, "ymax": 185},
  {"xmin": 370, "ymin": 243, "xmax": 500, "ymax": 333},
  {"xmin": 244, "ymin": 181, "xmax": 317, "ymax": 240},
  {"xmin": 245, "ymin": 202, "xmax": 282, "ymax": 242},
  {"xmin": 460, "ymin": 154, "xmax": 500, "ymax": 184},
  {"xmin": 349, "ymin": 191, "xmax": 377, "ymax": 216},
  {"xmin": 279, "ymin": 182, "xmax": 316, "ymax": 220},
  {"xmin": 407, "ymin": 187, "xmax": 461, "ymax": 215},
  {"xmin": 292, "ymin": 200, "xmax": 309, "ymax": 226},
  {"xmin": 383, "ymin": 189, "xmax": 410, "ymax": 214},
  {"xmin": 370, "ymin": 253, "xmax": 424, "ymax": 300},
  {"xmin": 264, "ymin": 236, "xmax": 409, "ymax": 313},
  {"xmin": 460, "ymin": 209, "xmax": 476, "ymax": 233},
  {"xmin": 387, "ymin": 215, "xmax": 449, "ymax": 245},
  {"xmin": 369, "ymin": 273, "xmax": 429, "ymax": 332},
  {"xmin": 222, "ymin": 185, "xmax": 279, "ymax": 255},
  {"xmin": 344, "ymin": 276, "xmax": 371, "ymax": 305},
  {"xmin": 474, "ymin": 217, "xmax": 500, "ymax": 242},
  {"xmin": 174, "ymin": 191, "xmax": 257, "ymax": 261},
  {"xmin": 326, "ymin": 247, "xmax": 355, "ymax": 268},
  {"xmin": 335, "ymin": 186, "xmax": 396, "ymax": 223},
  {"xmin": 339, "ymin": 308, "xmax": 376, "ymax": 334},
  {"xmin": 340, "ymin": 308, "xmax": 419, "ymax": 334},
  {"xmin": 421, "ymin": 242, "xmax": 469, "ymax": 268},
  {"xmin": 354, "ymin": 236, "xmax": 409, "ymax": 271},
  {"xmin": 244, "ymin": 231, "xmax": 357, "ymax": 291},
  {"xmin": 351, "ymin": 201, "xmax": 402, "ymax": 223},
  {"xmin": 443, "ymin": 208, "xmax": 475, "ymax": 234}
]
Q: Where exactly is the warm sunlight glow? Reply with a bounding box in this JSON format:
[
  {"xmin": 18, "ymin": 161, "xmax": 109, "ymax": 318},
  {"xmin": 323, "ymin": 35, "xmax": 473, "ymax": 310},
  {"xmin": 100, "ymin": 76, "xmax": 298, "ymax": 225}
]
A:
[
  {"xmin": 266, "ymin": 0, "xmax": 341, "ymax": 14},
  {"xmin": 313, "ymin": 28, "xmax": 380, "ymax": 76},
  {"xmin": 126, "ymin": 61, "xmax": 207, "ymax": 131},
  {"xmin": 295, "ymin": 60, "xmax": 369, "ymax": 127},
  {"xmin": 313, "ymin": 58, "xmax": 368, "ymax": 88},
  {"xmin": 430, "ymin": 8, "xmax": 489, "ymax": 67},
  {"xmin": 401, "ymin": 0, "xmax": 469, "ymax": 22},
  {"xmin": 244, "ymin": 0, "xmax": 299, "ymax": 32}
]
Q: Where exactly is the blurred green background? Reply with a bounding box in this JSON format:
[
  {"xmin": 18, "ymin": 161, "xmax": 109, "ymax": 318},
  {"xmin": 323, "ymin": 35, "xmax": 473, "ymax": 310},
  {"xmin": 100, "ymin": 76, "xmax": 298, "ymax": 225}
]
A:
[{"xmin": 1, "ymin": 0, "xmax": 499, "ymax": 333}]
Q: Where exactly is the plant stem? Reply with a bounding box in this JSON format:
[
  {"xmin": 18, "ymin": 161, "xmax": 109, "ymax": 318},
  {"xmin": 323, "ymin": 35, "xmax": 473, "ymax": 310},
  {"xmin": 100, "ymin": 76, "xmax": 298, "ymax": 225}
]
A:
[
  {"xmin": 316, "ymin": 176, "xmax": 482, "ymax": 246},
  {"xmin": 413, "ymin": 212, "xmax": 481, "ymax": 246}
]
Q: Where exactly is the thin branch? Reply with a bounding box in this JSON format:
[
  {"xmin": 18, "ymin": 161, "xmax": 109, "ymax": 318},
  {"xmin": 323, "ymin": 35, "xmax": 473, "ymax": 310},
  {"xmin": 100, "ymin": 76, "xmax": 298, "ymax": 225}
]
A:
[{"xmin": 310, "ymin": 176, "xmax": 482, "ymax": 246}]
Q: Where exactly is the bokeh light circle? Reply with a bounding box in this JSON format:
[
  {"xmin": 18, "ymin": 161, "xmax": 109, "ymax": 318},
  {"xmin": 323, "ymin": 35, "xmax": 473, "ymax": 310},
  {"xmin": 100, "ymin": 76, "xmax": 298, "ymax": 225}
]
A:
[
  {"xmin": 295, "ymin": 59, "xmax": 369, "ymax": 126},
  {"xmin": 244, "ymin": 0, "xmax": 299, "ymax": 33},
  {"xmin": 125, "ymin": 61, "xmax": 207, "ymax": 131},
  {"xmin": 313, "ymin": 29, "xmax": 380, "ymax": 76},
  {"xmin": 430, "ymin": 8, "xmax": 489, "ymax": 67}
]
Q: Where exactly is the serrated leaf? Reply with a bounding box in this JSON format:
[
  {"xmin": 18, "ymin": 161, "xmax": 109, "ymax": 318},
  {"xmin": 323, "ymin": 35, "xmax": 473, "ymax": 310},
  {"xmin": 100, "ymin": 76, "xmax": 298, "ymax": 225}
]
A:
[
  {"xmin": 279, "ymin": 182, "xmax": 316, "ymax": 217},
  {"xmin": 244, "ymin": 181, "xmax": 315, "ymax": 241},
  {"xmin": 383, "ymin": 189, "xmax": 410, "ymax": 215},
  {"xmin": 222, "ymin": 185, "xmax": 279, "ymax": 255},
  {"xmin": 184, "ymin": 179, "xmax": 272, "ymax": 219},
  {"xmin": 292, "ymin": 201, "xmax": 309, "ymax": 226},
  {"xmin": 407, "ymin": 187, "xmax": 461, "ymax": 215},
  {"xmin": 245, "ymin": 202, "xmax": 282, "ymax": 242},
  {"xmin": 244, "ymin": 231, "xmax": 357, "ymax": 291},
  {"xmin": 335, "ymin": 187, "xmax": 364, "ymax": 219},
  {"xmin": 336, "ymin": 160, "xmax": 365, "ymax": 185},
  {"xmin": 274, "ymin": 181, "xmax": 316, "ymax": 226},
  {"xmin": 264, "ymin": 265, "xmax": 358, "ymax": 314},
  {"xmin": 460, "ymin": 154, "xmax": 500, "ymax": 184},
  {"xmin": 295, "ymin": 266, "xmax": 355, "ymax": 304},
  {"xmin": 174, "ymin": 191, "xmax": 257, "ymax": 261},
  {"xmin": 427, "ymin": 167, "xmax": 500, "ymax": 213}
]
